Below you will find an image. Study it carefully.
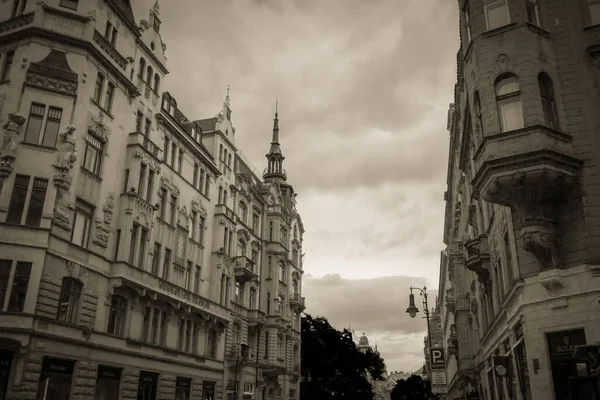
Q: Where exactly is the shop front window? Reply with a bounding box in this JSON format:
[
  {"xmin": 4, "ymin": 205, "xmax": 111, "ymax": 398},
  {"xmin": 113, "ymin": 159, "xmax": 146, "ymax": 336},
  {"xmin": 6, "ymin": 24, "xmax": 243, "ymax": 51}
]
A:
[
  {"xmin": 0, "ymin": 349, "xmax": 13, "ymax": 400},
  {"xmin": 137, "ymin": 371, "xmax": 158, "ymax": 400},
  {"xmin": 36, "ymin": 357, "xmax": 75, "ymax": 400},
  {"xmin": 94, "ymin": 365, "xmax": 122, "ymax": 400}
]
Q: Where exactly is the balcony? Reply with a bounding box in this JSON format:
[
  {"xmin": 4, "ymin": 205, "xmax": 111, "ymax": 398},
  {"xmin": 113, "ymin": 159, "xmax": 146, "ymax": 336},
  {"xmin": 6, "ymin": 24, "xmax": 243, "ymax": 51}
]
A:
[
  {"xmin": 473, "ymin": 125, "xmax": 582, "ymax": 270},
  {"xmin": 108, "ymin": 262, "xmax": 230, "ymax": 322},
  {"xmin": 93, "ymin": 30, "xmax": 127, "ymax": 70},
  {"xmin": 464, "ymin": 235, "xmax": 491, "ymax": 285},
  {"xmin": 0, "ymin": 12, "xmax": 34, "ymax": 35},
  {"xmin": 261, "ymin": 359, "xmax": 286, "ymax": 377},
  {"xmin": 128, "ymin": 132, "xmax": 161, "ymax": 159},
  {"xmin": 215, "ymin": 204, "xmax": 235, "ymax": 223},
  {"xmin": 289, "ymin": 293, "xmax": 306, "ymax": 312},
  {"xmin": 247, "ymin": 309, "xmax": 266, "ymax": 327},
  {"xmin": 234, "ymin": 256, "xmax": 257, "ymax": 283}
]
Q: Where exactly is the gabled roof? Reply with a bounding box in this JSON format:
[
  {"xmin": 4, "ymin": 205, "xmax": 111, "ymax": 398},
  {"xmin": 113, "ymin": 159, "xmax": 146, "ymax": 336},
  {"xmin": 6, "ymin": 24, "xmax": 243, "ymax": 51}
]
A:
[
  {"xmin": 196, "ymin": 117, "xmax": 218, "ymax": 132},
  {"xmin": 106, "ymin": 0, "xmax": 139, "ymax": 36}
]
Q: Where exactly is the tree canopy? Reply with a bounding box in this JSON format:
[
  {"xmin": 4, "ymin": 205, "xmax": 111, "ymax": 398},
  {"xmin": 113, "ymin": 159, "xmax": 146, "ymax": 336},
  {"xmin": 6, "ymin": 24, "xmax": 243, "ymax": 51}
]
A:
[
  {"xmin": 390, "ymin": 375, "xmax": 438, "ymax": 400},
  {"xmin": 301, "ymin": 314, "xmax": 386, "ymax": 400}
]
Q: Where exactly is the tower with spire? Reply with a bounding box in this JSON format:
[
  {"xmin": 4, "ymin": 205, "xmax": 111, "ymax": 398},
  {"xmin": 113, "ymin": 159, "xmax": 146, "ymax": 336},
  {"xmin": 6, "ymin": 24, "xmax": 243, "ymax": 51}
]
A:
[{"xmin": 263, "ymin": 99, "xmax": 286, "ymax": 181}]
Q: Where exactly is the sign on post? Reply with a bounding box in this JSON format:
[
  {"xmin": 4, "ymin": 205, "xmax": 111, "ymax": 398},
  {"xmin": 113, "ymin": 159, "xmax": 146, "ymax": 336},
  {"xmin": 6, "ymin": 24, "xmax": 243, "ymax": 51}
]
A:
[
  {"xmin": 429, "ymin": 348, "xmax": 448, "ymax": 395},
  {"xmin": 430, "ymin": 348, "xmax": 446, "ymax": 370}
]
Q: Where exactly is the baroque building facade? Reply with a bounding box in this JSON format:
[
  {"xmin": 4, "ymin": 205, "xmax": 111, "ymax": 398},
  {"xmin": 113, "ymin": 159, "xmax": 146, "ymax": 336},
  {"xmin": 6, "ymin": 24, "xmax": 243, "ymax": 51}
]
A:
[
  {"xmin": 0, "ymin": 1, "xmax": 304, "ymax": 400},
  {"xmin": 433, "ymin": 1, "xmax": 600, "ymax": 399}
]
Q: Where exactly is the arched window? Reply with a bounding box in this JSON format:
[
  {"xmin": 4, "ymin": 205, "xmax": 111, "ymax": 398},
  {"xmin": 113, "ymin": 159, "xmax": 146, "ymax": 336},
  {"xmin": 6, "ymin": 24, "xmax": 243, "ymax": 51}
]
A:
[
  {"xmin": 278, "ymin": 261, "xmax": 285, "ymax": 282},
  {"xmin": 138, "ymin": 58, "xmax": 146, "ymax": 79},
  {"xmin": 146, "ymin": 65, "xmax": 153, "ymax": 84},
  {"xmin": 538, "ymin": 72, "xmax": 559, "ymax": 130},
  {"xmin": 238, "ymin": 239, "xmax": 246, "ymax": 257},
  {"xmin": 57, "ymin": 277, "xmax": 83, "ymax": 323},
  {"xmin": 227, "ymin": 153, "xmax": 232, "ymax": 169},
  {"xmin": 292, "ymin": 279, "xmax": 298, "ymax": 295},
  {"xmin": 495, "ymin": 74, "xmax": 524, "ymax": 132},
  {"xmin": 153, "ymin": 73, "xmax": 160, "ymax": 93}
]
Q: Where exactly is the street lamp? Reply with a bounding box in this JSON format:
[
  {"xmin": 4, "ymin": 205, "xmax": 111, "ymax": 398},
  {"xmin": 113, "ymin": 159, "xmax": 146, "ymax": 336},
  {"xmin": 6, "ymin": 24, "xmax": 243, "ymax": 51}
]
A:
[
  {"xmin": 406, "ymin": 286, "xmax": 433, "ymax": 353},
  {"xmin": 233, "ymin": 343, "xmax": 248, "ymax": 400}
]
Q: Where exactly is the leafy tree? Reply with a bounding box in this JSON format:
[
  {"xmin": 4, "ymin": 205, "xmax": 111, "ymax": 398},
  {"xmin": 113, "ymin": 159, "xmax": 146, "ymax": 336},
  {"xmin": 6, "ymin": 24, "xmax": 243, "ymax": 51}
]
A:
[
  {"xmin": 301, "ymin": 314, "xmax": 387, "ymax": 400},
  {"xmin": 390, "ymin": 375, "xmax": 438, "ymax": 400}
]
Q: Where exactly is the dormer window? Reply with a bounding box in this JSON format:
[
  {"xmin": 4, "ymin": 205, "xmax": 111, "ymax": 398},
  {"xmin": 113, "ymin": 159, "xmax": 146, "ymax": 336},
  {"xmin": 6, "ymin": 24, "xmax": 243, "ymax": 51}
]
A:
[{"xmin": 170, "ymin": 100, "xmax": 176, "ymax": 117}]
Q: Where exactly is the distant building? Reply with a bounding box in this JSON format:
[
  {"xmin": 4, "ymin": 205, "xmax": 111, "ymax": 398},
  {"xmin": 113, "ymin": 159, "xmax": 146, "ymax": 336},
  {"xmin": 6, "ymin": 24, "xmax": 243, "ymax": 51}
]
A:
[{"xmin": 355, "ymin": 333, "xmax": 389, "ymax": 400}]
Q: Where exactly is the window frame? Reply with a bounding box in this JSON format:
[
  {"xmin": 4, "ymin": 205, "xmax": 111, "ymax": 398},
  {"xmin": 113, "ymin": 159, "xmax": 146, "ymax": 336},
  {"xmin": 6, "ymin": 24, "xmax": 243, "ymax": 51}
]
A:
[
  {"xmin": 590, "ymin": 0, "xmax": 600, "ymax": 26},
  {"xmin": 107, "ymin": 294, "xmax": 127, "ymax": 336},
  {"xmin": 495, "ymin": 74, "xmax": 524, "ymax": 133},
  {"xmin": 538, "ymin": 72, "xmax": 560, "ymax": 131},
  {"xmin": 0, "ymin": 260, "xmax": 32, "ymax": 312},
  {"xmin": 484, "ymin": 0, "xmax": 511, "ymax": 31},
  {"xmin": 0, "ymin": 50, "xmax": 15, "ymax": 83},
  {"xmin": 82, "ymin": 133, "xmax": 104, "ymax": 177},
  {"xmin": 93, "ymin": 72, "xmax": 105, "ymax": 104},
  {"xmin": 104, "ymin": 82, "xmax": 115, "ymax": 113},
  {"xmin": 526, "ymin": 0, "xmax": 540, "ymax": 26},
  {"xmin": 23, "ymin": 103, "xmax": 63, "ymax": 148},
  {"xmin": 71, "ymin": 199, "xmax": 94, "ymax": 248},
  {"xmin": 56, "ymin": 277, "xmax": 82, "ymax": 324}
]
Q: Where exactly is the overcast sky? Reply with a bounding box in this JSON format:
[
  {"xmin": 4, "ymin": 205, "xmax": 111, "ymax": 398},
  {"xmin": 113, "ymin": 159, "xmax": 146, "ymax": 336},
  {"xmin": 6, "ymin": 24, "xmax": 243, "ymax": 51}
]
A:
[{"xmin": 133, "ymin": 0, "xmax": 459, "ymax": 373}]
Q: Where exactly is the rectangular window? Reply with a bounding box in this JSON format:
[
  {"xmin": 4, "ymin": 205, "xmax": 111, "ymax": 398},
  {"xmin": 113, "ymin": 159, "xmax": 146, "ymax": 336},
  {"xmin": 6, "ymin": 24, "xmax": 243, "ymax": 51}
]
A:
[
  {"xmin": 157, "ymin": 188, "xmax": 166, "ymax": 220},
  {"xmin": 0, "ymin": 260, "xmax": 11, "ymax": 310},
  {"xmin": 138, "ymin": 164, "xmax": 147, "ymax": 199},
  {"xmin": 171, "ymin": 144, "xmax": 177, "ymax": 168},
  {"xmin": 136, "ymin": 111, "xmax": 144, "ymax": 132},
  {"xmin": 189, "ymin": 211, "xmax": 196, "ymax": 240},
  {"xmin": 129, "ymin": 224, "xmax": 139, "ymax": 265},
  {"xmin": 526, "ymin": 0, "xmax": 539, "ymax": 25},
  {"xmin": 107, "ymin": 295, "xmax": 127, "ymax": 336},
  {"xmin": 152, "ymin": 243, "xmax": 161, "ymax": 275},
  {"xmin": 591, "ymin": 0, "xmax": 600, "ymax": 25},
  {"xmin": 485, "ymin": 0, "xmax": 510, "ymax": 30},
  {"xmin": 194, "ymin": 265, "xmax": 201, "ymax": 294},
  {"xmin": 71, "ymin": 200, "xmax": 94, "ymax": 247},
  {"xmin": 464, "ymin": 3, "xmax": 472, "ymax": 43},
  {"xmin": 170, "ymin": 195, "xmax": 177, "ymax": 225},
  {"xmin": 138, "ymin": 227, "xmax": 148, "ymax": 268},
  {"xmin": 93, "ymin": 73, "xmax": 105, "ymax": 104},
  {"xmin": 104, "ymin": 22, "xmax": 113, "ymax": 40},
  {"xmin": 24, "ymin": 177, "xmax": 48, "ymax": 227},
  {"xmin": 163, "ymin": 248, "xmax": 172, "ymax": 280},
  {"xmin": 0, "ymin": 50, "xmax": 14, "ymax": 82},
  {"xmin": 59, "ymin": 0, "xmax": 79, "ymax": 9},
  {"xmin": 163, "ymin": 137, "xmax": 170, "ymax": 162},
  {"xmin": 114, "ymin": 229, "xmax": 121, "ymax": 260},
  {"xmin": 193, "ymin": 163, "xmax": 199, "ymax": 188},
  {"xmin": 146, "ymin": 170, "xmax": 155, "ymax": 203},
  {"xmin": 178, "ymin": 149, "xmax": 183, "ymax": 173},
  {"xmin": 83, "ymin": 134, "xmax": 103, "ymax": 176},
  {"xmin": 144, "ymin": 118, "xmax": 151, "ymax": 136},
  {"xmin": 104, "ymin": 82, "xmax": 115, "ymax": 113},
  {"xmin": 6, "ymin": 175, "xmax": 29, "ymax": 224},
  {"xmin": 23, "ymin": 103, "xmax": 45, "ymax": 145},
  {"xmin": 6, "ymin": 261, "xmax": 32, "ymax": 312},
  {"xmin": 57, "ymin": 278, "xmax": 82, "ymax": 323},
  {"xmin": 41, "ymin": 106, "xmax": 62, "ymax": 148},
  {"xmin": 199, "ymin": 216, "xmax": 205, "ymax": 245}
]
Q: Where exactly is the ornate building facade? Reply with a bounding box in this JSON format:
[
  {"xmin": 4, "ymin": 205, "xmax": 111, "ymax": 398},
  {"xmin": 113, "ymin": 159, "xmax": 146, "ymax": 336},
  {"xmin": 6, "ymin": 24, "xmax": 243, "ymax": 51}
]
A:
[
  {"xmin": 434, "ymin": 1, "xmax": 600, "ymax": 399},
  {"xmin": 0, "ymin": 1, "xmax": 304, "ymax": 400}
]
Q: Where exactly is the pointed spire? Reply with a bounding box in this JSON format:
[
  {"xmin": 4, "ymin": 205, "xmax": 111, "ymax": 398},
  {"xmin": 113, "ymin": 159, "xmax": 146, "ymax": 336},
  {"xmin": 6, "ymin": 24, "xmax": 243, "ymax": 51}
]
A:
[
  {"xmin": 225, "ymin": 85, "xmax": 230, "ymax": 106},
  {"xmin": 153, "ymin": 0, "xmax": 160, "ymax": 14},
  {"xmin": 272, "ymin": 96, "xmax": 279, "ymax": 144},
  {"xmin": 264, "ymin": 97, "xmax": 286, "ymax": 181}
]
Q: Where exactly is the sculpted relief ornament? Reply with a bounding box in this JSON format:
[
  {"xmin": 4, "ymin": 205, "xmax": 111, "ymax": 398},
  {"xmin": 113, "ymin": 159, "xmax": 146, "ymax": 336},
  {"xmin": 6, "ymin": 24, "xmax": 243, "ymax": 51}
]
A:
[
  {"xmin": 92, "ymin": 192, "xmax": 115, "ymax": 248},
  {"xmin": 0, "ymin": 113, "xmax": 26, "ymax": 182},
  {"xmin": 52, "ymin": 126, "xmax": 78, "ymax": 231}
]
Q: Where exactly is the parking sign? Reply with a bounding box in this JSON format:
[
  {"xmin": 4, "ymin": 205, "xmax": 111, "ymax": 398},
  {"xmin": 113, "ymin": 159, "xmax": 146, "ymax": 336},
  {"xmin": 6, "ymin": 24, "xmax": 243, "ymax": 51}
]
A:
[{"xmin": 430, "ymin": 348, "xmax": 445, "ymax": 370}]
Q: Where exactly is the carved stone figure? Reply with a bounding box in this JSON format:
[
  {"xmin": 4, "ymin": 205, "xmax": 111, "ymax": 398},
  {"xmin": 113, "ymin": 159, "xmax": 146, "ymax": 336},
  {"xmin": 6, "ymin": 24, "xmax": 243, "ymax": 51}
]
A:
[
  {"xmin": 0, "ymin": 112, "xmax": 26, "ymax": 162},
  {"xmin": 55, "ymin": 125, "xmax": 78, "ymax": 172},
  {"xmin": 52, "ymin": 126, "xmax": 77, "ymax": 231},
  {"xmin": 521, "ymin": 225, "xmax": 558, "ymax": 270}
]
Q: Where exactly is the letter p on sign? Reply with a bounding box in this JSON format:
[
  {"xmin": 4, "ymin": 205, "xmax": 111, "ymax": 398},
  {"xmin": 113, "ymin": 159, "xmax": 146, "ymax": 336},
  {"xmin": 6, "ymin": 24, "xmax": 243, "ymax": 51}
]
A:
[{"xmin": 430, "ymin": 348, "xmax": 446, "ymax": 369}]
